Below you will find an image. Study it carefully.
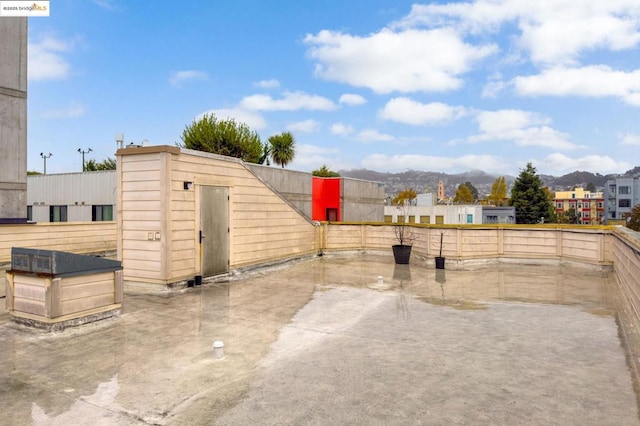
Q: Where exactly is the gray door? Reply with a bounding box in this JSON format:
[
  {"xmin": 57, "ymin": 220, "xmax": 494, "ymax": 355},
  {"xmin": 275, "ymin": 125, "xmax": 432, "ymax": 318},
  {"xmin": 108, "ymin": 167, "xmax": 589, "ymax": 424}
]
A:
[{"xmin": 200, "ymin": 186, "xmax": 229, "ymax": 276}]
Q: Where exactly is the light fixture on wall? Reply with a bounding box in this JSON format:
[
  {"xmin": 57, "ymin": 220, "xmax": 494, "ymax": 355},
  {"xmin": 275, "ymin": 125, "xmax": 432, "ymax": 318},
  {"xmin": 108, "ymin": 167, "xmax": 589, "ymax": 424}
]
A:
[{"xmin": 183, "ymin": 181, "xmax": 193, "ymax": 190}]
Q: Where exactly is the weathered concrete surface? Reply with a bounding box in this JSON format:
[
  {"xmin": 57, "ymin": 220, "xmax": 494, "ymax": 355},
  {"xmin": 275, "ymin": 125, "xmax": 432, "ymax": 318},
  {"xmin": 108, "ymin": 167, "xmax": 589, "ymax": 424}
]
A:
[
  {"xmin": 0, "ymin": 17, "xmax": 28, "ymax": 221},
  {"xmin": 0, "ymin": 254, "xmax": 637, "ymax": 425}
]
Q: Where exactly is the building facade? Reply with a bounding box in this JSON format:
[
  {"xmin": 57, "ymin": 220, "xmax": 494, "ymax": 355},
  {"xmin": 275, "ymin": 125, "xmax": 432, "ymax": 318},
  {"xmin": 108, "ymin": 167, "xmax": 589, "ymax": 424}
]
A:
[
  {"xmin": 604, "ymin": 176, "xmax": 640, "ymax": 223},
  {"xmin": 553, "ymin": 188, "xmax": 604, "ymax": 225},
  {"xmin": 0, "ymin": 18, "xmax": 28, "ymax": 223},
  {"xmin": 27, "ymin": 171, "xmax": 117, "ymax": 223}
]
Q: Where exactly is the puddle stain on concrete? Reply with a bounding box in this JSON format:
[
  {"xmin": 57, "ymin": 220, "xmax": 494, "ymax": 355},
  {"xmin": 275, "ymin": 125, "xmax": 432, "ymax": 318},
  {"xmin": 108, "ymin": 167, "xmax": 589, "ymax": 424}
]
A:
[{"xmin": 414, "ymin": 296, "xmax": 489, "ymax": 311}]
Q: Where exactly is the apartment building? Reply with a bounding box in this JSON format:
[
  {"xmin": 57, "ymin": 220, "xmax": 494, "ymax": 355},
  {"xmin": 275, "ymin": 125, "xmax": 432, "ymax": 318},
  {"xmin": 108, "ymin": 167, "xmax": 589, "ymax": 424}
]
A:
[
  {"xmin": 553, "ymin": 187, "xmax": 604, "ymax": 224},
  {"xmin": 604, "ymin": 176, "xmax": 640, "ymax": 223}
]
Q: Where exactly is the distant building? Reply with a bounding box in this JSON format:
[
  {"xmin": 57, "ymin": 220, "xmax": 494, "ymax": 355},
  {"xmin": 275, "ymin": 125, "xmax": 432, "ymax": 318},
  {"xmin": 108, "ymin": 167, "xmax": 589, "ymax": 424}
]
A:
[
  {"xmin": 553, "ymin": 187, "xmax": 604, "ymax": 224},
  {"xmin": 384, "ymin": 197, "xmax": 515, "ymax": 225},
  {"xmin": 437, "ymin": 180, "xmax": 445, "ymax": 201},
  {"xmin": 604, "ymin": 176, "xmax": 640, "ymax": 223},
  {"xmin": 27, "ymin": 171, "xmax": 117, "ymax": 222}
]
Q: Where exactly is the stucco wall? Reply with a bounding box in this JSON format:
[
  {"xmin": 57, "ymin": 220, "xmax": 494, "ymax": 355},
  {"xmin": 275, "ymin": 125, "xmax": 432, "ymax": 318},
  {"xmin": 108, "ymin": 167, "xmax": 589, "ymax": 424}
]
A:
[
  {"xmin": 341, "ymin": 178, "xmax": 385, "ymax": 222},
  {"xmin": 244, "ymin": 163, "xmax": 312, "ymax": 218},
  {"xmin": 321, "ymin": 223, "xmax": 612, "ymax": 267},
  {"xmin": 612, "ymin": 227, "xmax": 640, "ymax": 317}
]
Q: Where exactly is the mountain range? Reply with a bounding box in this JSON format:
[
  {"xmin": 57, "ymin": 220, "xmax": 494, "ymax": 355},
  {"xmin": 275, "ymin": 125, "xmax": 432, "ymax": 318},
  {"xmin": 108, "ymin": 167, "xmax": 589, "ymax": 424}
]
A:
[{"xmin": 339, "ymin": 166, "xmax": 640, "ymax": 198}]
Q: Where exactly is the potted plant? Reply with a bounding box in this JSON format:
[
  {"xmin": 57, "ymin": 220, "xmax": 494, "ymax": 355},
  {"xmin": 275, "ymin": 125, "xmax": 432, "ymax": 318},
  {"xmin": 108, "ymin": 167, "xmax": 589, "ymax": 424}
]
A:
[
  {"xmin": 435, "ymin": 231, "xmax": 445, "ymax": 269},
  {"xmin": 392, "ymin": 201, "xmax": 415, "ymax": 264}
]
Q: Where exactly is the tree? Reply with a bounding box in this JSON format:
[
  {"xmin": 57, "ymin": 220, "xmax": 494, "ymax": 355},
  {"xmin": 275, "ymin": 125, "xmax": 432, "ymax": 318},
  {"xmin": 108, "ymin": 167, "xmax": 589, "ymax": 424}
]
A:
[
  {"xmin": 268, "ymin": 131, "xmax": 296, "ymax": 168},
  {"xmin": 454, "ymin": 184, "xmax": 475, "ymax": 203},
  {"xmin": 510, "ymin": 162, "xmax": 552, "ymax": 224},
  {"xmin": 312, "ymin": 164, "xmax": 340, "ymax": 177},
  {"xmin": 85, "ymin": 157, "xmax": 116, "ymax": 171},
  {"xmin": 392, "ymin": 189, "xmax": 417, "ymax": 205},
  {"xmin": 462, "ymin": 181, "xmax": 479, "ymax": 201},
  {"xmin": 626, "ymin": 204, "xmax": 640, "ymax": 231},
  {"xmin": 258, "ymin": 142, "xmax": 271, "ymax": 165},
  {"xmin": 180, "ymin": 114, "xmax": 264, "ymax": 163},
  {"xmin": 558, "ymin": 207, "xmax": 578, "ymax": 224},
  {"xmin": 586, "ymin": 182, "xmax": 596, "ymax": 192},
  {"xmin": 488, "ymin": 176, "xmax": 507, "ymax": 206}
]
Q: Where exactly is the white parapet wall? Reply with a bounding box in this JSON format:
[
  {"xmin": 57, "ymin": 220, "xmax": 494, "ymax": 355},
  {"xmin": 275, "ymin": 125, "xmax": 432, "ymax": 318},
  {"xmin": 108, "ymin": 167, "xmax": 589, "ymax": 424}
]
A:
[
  {"xmin": 612, "ymin": 227, "xmax": 640, "ymax": 318},
  {"xmin": 320, "ymin": 223, "xmax": 613, "ymax": 268}
]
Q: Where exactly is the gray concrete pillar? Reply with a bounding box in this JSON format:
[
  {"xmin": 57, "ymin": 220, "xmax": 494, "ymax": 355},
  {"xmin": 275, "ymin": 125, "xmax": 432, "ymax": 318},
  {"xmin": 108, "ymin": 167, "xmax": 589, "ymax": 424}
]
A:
[{"xmin": 0, "ymin": 18, "xmax": 28, "ymax": 223}]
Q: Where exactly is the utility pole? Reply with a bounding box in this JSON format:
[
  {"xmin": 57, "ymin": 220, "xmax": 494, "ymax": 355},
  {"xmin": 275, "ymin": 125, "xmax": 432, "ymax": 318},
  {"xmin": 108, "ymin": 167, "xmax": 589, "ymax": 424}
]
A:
[
  {"xmin": 40, "ymin": 152, "xmax": 52, "ymax": 175},
  {"xmin": 77, "ymin": 147, "xmax": 92, "ymax": 172}
]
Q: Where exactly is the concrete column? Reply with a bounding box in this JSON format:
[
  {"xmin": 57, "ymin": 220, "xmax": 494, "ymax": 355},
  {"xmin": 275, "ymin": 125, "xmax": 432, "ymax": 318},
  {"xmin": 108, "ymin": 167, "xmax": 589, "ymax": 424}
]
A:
[{"xmin": 0, "ymin": 18, "xmax": 28, "ymax": 223}]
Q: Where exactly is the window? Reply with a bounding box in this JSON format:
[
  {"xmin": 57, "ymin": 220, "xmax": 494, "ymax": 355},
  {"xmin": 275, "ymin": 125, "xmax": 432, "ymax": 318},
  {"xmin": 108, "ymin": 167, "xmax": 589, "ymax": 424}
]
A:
[
  {"xmin": 92, "ymin": 205, "xmax": 114, "ymax": 221},
  {"xmin": 609, "ymin": 185, "xmax": 616, "ymax": 194},
  {"xmin": 27, "ymin": 205, "xmax": 32, "ymax": 221},
  {"xmin": 619, "ymin": 186, "xmax": 630, "ymax": 195},
  {"xmin": 577, "ymin": 203, "xmax": 582, "ymax": 209},
  {"xmin": 384, "ymin": 215, "xmax": 393, "ymax": 223},
  {"xmin": 466, "ymin": 214, "xmax": 473, "ymax": 224},
  {"xmin": 408, "ymin": 215, "xmax": 415, "ymax": 224},
  {"xmin": 435, "ymin": 215, "xmax": 444, "ymax": 225},
  {"xmin": 420, "ymin": 216, "xmax": 430, "ymax": 224},
  {"xmin": 583, "ymin": 211, "xmax": 590, "ymax": 218},
  {"xmin": 583, "ymin": 202, "xmax": 590, "ymax": 209},
  {"xmin": 619, "ymin": 199, "xmax": 631, "ymax": 208},
  {"xmin": 556, "ymin": 203, "xmax": 563, "ymax": 209},
  {"xmin": 597, "ymin": 202, "xmax": 603, "ymax": 208},
  {"xmin": 49, "ymin": 205, "xmax": 67, "ymax": 222},
  {"xmin": 486, "ymin": 215, "xmax": 498, "ymax": 224},
  {"xmin": 397, "ymin": 216, "xmax": 405, "ymax": 224}
]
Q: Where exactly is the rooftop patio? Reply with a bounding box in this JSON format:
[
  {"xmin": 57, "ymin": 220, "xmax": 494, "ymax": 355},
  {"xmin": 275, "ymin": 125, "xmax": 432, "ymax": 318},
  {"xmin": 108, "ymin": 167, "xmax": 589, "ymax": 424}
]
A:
[{"xmin": 1, "ymin": 253, "xmax": 637, "ymax": 425}]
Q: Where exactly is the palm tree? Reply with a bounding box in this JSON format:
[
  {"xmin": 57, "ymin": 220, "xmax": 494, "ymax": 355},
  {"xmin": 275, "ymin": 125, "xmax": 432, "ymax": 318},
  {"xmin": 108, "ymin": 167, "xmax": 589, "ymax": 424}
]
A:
[{"xmin": 268, "ymin": 131, "xmax": 296, "ymax": 168}]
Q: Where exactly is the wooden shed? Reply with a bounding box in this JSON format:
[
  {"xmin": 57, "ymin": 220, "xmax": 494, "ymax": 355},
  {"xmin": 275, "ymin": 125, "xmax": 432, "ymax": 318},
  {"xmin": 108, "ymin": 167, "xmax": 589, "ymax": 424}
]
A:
[{"xmin": 116, "ymin": 146, "xmax": 318, "ymax": 286}]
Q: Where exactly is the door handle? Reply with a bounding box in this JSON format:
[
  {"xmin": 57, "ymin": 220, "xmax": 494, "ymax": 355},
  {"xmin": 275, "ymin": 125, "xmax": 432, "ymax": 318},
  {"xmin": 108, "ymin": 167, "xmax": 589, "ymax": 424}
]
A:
[{"xmin": 199, "ymin": 231, "xmax": 206, "ymax": 243}]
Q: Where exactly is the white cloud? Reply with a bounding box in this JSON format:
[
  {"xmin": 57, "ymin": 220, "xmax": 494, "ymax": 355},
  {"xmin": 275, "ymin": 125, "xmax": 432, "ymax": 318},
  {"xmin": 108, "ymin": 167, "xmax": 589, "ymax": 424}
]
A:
[
  {"xmin": 620, "ymin": 133, "xmax": 640, "ymax": 146},
  {"xmin": 304, "ymin": 28, "xmax": 497, "ymax": 94},
  {"xmin": 379, "ymin": 97, "xmax": 467, "ymax": 125},
  {"xmin": 361, "ymin": 153, "xmax": 505, "ymax": 173},
  {"xmin": 197, "ymin": 108, "xmax": 266, "ymax": 130},
  {"xmin": 41, "ymin": 102, "xmax": 86, "ymax": 118},
  {"xmin": 541, "ymin": 153, "xmax": 632, "ymax": 175},
  {"xmin": 288, "ymin": 144, "xmax": 352, "ymax": 171},
  {"xmin": 240, "ymin": 91, "xmax": 336, "ymax": 111},
  {"xmin": 255, "ymin": 79, "xmax": 280, "ymax": 89},
  {"xmin": 482, "ymin": 80, "xmax": 508, "ymax": 98},
  {"xmin": 286, "ymin": 119, "xmax": 320, "ymax": 133},
  {"xmin": 92, "ymin": 0, "xmax": 118, "ymax": 10},
  {"xmin": 394, "ymin": 0, "xmax": 640, "ymax": 66},
  {"xmin": 339, "ymin": 94, "xmax": 366, "ymax": 106},
  {"xmin": 476, "ymin": 110, "xmax": 548, "ymax": 134},
  {"xmin": 356, "ymin": 129, "xmax": 394, "ymax": 143},
  {"xmin": 331, "ymin": 123, "xmax": 354, "ymax": 136},
  {"xmin": 514, "ymin": 66, "xmax": 640, "ymax": 106},
  {"xmin": 469, "ymin": 109, "xmax": 579, "ymax": 150},
  {"xmin": 28, "ymin": 36, "xmax": 75, "ymax": 81},
  {"xmin": 169, "ymin": 70, "xmax": 209, "ymax": 87}
]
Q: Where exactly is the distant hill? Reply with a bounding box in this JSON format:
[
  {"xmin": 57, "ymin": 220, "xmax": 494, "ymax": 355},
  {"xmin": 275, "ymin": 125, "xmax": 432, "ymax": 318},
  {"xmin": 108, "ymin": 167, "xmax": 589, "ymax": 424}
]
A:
[{"xmin": 339, "ymin": 167, "xmax": 639, "ymax": 197}]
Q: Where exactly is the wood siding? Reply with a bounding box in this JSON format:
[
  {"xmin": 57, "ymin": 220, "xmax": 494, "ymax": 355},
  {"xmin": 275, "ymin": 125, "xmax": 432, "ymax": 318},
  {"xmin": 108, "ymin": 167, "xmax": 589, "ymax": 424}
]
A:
[{"xmin": 117, "ymin": 147, "xmax": 317, "ymax": 285}]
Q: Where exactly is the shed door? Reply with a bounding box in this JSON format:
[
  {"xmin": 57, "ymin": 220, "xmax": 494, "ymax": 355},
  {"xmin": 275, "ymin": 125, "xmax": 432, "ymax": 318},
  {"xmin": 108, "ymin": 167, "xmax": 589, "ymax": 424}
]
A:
[{"xmin": 200, "ymin": 186, "xmax": 229, "ymax": 276}]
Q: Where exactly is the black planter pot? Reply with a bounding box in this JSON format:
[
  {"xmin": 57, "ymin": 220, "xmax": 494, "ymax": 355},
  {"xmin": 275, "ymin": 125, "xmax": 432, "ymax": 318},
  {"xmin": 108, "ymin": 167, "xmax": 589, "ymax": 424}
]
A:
[
  {"xmin": 392, "ymin": 244, "xmax": 412, "ymax": 264},
  {"xmin": 435, "ymin": 256, "xmax": 446, "ymax": 269}
]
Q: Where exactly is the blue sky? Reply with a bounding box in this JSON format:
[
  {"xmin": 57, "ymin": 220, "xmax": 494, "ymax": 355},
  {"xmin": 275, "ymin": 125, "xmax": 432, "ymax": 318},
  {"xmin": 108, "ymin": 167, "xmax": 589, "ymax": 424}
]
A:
[{"xmin": 27, "ymin": 0, "xmax": 640, "ymax": 176}]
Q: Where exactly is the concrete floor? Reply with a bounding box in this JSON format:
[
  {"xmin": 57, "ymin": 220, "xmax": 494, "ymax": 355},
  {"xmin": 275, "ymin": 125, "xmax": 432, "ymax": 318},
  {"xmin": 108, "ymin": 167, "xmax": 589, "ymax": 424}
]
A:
[{"xmin": 0, "ymin": 253, "xmax": 638, "ymax": 425}]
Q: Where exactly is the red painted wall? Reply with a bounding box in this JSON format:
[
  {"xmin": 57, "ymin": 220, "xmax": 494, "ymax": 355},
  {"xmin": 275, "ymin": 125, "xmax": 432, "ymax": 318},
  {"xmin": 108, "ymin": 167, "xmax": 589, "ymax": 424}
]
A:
[{"xmin": 312, "ymin": 177, "xmax": 341, "ymax": 221}]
